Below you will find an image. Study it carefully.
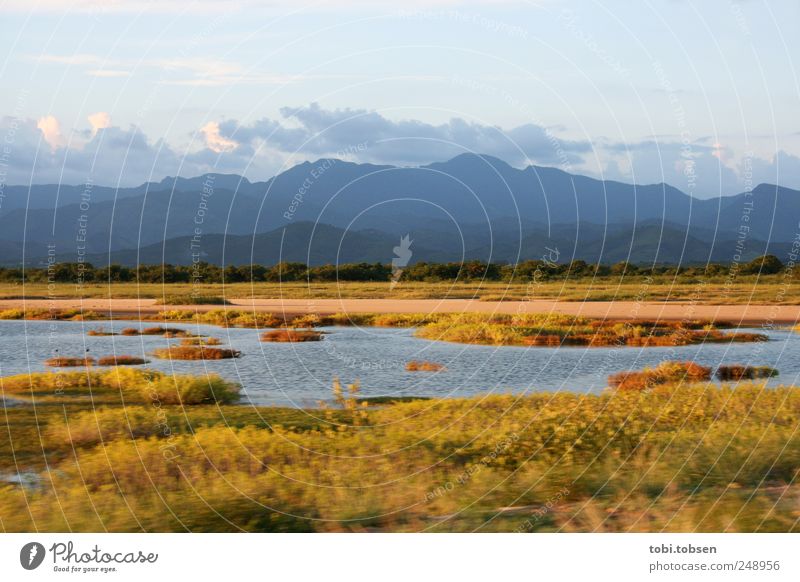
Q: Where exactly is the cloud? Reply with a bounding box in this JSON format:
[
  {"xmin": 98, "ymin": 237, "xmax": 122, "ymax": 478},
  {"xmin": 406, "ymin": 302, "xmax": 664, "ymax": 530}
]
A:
[
  {"xmin": 3, "ymin": 108, "xmax": 800, "ymax": 197},
  {"xmin": 218, "ymin": 103, "xmax": 592, "ymax": 167},
  {"xmin": 35, "ymin": 53, "xmax": 326, "ymax": 87},
  {"xmin": 88, "ymin": 112, "xmax": 112, "ymax": 136},
  {"xmin": 200, "ymin": 122, "xmax": 239, "ymax": 153},
  {"xmin": 36, "ymin": 116, "xmax": 64, "ymax": 149}
]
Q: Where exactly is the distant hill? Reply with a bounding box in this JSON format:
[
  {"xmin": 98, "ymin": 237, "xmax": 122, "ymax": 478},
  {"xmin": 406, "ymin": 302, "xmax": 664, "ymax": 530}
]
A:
[{"xmin": 2, "ymin": 154, "xmax": 798, "ymax": 266}]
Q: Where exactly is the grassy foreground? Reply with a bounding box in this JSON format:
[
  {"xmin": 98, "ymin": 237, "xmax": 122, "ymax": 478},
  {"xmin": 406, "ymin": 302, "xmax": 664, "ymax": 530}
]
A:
[
  {"xmin": 1, "ymin": 369, "xmax": 798, "ymax": 532},
  {"xmin": 1, "ymin": 276, "xmax": 798, "ymax": 303}
]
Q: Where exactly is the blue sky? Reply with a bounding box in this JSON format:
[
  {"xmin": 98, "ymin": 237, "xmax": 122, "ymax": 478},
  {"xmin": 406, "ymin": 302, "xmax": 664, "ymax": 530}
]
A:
[{"xmin": 1, "ymin": 0, "xmax": 798, "ymax": 197}]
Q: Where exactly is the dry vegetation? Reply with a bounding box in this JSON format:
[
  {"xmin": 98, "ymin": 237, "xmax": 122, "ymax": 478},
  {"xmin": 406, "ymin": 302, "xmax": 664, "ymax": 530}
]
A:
[
  {"xmin": 404, "ymin": 313, "xmax": 767, "ymax": 348},
  {"xmin": 44, "ymin": 357, "xmax": 94, "ymax": 367},
  {"xmin": 96, "ymin": 355, "xmax": 149, "ymax": 366},
  {"xmin": 0, "ymin": 378, "xmax": 798, "ymax": 532},
  {"xmin": 151, "ymin": 346, "xmax": 241, "ymax": 360},
  {"xmin": 260, "ymin": 329, "xmax": 324, "ymax": 342},
  {"xmin": 406, "ymin": 360, "xmax": 446, "ymax": 372},
  {"xmin": 716, "ymin": 365, "xmax": 779, "ymax": 381},
  {"xmin": 3, "ymin": 277, "xmax": 799, "ymax": 303},
  {"xmin": 0, "ymin": 367, "xmax": 240, "ymax": 405},
  {"xmin": 179, "ymin": 337, "xmax": 222, "ymax": 346},
  {"xmin": 608, "ymin": 361, "xmax": 712, "ymax": 391}
]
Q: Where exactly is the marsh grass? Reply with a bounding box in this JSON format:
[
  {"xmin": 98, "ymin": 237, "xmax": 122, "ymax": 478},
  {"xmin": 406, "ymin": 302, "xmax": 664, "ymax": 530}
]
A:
[
  {"xmin": 87, "ymin": 328, "xmax": 116, "ymax": 336},
  {"xmin": 44, "ymin": 357, "xmax": 95, "ymax": 367},
  {"xmin": 0, "ymin": 382, "xmax": 798, "ymax": 532},
  {"xmin": 158, "ymin": 295, "xmax": 230, "ymax": 305},
  {"xmin": 608, "ymin": 361, "xmax": 712, "ymax": 391},
  {"xmin": 95, "ymin": 355, "xmax": 148, "ymax": 366},
  {"xmin": 406, "ymin": 360, "xmax": 446, "ymax": 372},
  {"xmin": 260, "ymin": 329, "xmax": 324, "ymax": 342},
  {"xmin": 407, "ymin": 313, "xmax": 766, "ymax": 347},
  {"xmin": 179, "ymin": 337, "xmax": 222, "ymax": 346},
  {"xmin": 151, "ymin": 346, "xmax": 241, "ymax": 360},
  {"xmin": 4, "ymin": 278, "xmax": 800, "ymax": 303},
  {"xmin": 0, "ymin": 308, "xmax": 102, "ymax": 321},
  {"xmin": 716, "ymin": 365, "xmax": 779, "ymax": 381},
  {"xmin": 0, "ymin": 367, "xmax": 240, "ymax": 405}
]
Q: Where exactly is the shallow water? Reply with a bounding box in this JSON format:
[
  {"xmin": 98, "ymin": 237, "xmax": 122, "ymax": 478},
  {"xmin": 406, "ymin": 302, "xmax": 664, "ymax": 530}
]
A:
[{"xmin": 0, "ymin": 319, "xmax": 798, "ymax": 406}]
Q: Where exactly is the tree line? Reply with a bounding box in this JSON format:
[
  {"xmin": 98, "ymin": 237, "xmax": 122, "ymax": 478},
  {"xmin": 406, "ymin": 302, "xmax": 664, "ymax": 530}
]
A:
[{"xmin": 0, "ymin": 255, "xmax": 787, "ymax": 284}]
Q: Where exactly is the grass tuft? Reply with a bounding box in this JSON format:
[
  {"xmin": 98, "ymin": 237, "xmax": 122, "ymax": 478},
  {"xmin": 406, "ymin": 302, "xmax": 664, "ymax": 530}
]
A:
[
  {"xmin": 405, "ymin": 360, "xmax": 446, "ymax": 372},
  {"xmin": 151, "ymin": 346, "xmax": 241, "ymax": 360},
  {"xmin": 608, "ymin": 361, "xmax": 712, "ymax": 391},
  {"xmin": 260, "ymin": 329, "xmax": 324, "ymax": 342},
  {"xmin": 716, "ymin": 365, "xmax": 779, "ymax": 381}
]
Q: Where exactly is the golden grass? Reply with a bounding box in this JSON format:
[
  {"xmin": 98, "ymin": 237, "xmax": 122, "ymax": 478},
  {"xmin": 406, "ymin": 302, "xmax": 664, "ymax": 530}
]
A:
[
  {"xmin": 0, "ymin": 382, "xmax": 798, "ymax": 532},
  {"xmin": 44, "ymin": 357, "xmax": 94, "ymax": 367},
  {"xmin": 0, "ymin": 367, "xmax": 240, "ymax": 405},
  {"xmin": 408, "ymin": 313, "xmax": 766, "ymax": 348},
  {"xmin": 3, "ymin": 277, "xmax": 800, "ymax": 303},
  {"xmin": 151, "ymin": 346, "xmax": 241, "ymax": 360},
  {"xmin": 405, "ymin": 360, "xmax": 446, "ymax": 372},
  {"xmin": 179, "ymin": 337, "xmax": 222, "ymax": 346},
  {"xmin": 260, "ymin": 329, "xmax": 324, "ymax": 342},
  {"xmin": 608, "ymin": 361, "xmax": 712, "ymax": 391}
]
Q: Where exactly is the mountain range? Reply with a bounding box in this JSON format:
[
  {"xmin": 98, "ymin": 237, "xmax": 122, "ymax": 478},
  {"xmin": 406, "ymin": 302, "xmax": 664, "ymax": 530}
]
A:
[{"xmin": 0, "ymin": 154, "xmax": 796, "ymax": 267}]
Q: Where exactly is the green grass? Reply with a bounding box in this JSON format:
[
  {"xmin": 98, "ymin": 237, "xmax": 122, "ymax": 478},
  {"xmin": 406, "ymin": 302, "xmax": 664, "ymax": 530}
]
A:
[{"xmin": 1, "ymin": 377, "xmax": 798, "ymax": 532}]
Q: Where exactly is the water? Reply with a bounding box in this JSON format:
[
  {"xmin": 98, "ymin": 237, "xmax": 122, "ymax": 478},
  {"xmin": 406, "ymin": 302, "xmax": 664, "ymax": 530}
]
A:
[{"xmin": 1, "ymin": 319, "xmax": 798, "ymax": 407}]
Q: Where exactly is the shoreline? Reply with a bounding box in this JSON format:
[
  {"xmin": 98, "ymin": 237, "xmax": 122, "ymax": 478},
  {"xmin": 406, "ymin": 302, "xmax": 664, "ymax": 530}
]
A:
[{"xmin": 1, "ymin": 297, "xmax": 799, "ymax": 325}]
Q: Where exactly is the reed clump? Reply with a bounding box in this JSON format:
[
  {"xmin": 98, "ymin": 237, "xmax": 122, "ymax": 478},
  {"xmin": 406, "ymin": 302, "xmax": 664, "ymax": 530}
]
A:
[
  {"xmin": 44, "ymin": 357, "xmax": 95, "ymax": 367},
  {"xmin": 716, "ymin": 365, "xmax": 779, "ymax": 381},
  {"xmin": 260, "ymin": 329, "xmax": 323, "ymax": 342},
  {"xmin": 179, "ymin": 337, "xmax": 222, "ymax": 346},
  {"xmin": 0, "ymin": 367, "xmax": 240, "ymax": 404},
  {"xmin": 87, "ymin": 328, "xmax": 116, "ymax": 336},
  {"xmin": 0, "ymin": 308, "xmax": 102, "ymax": 321},
  {"xmin": 96, "ymin": 355, "xmax": 148, "ymax": 366},
  {"xmin": 609, "ymin": 361, "xmax": 712, "ymax": 391},
  {"xmin": 151, "ymin": 346, "xmax": 241, "ymax": 360},
  {"xmin": 405, "ymin": 360, "xmax": 446, "ymax": 372},
  {"xmin": 160, "ymin": 309, "xmax": 283, "ymax": 328},
  {"xmin": 158, "ymin": 295, "xmax": 229, "ymax": 305}
]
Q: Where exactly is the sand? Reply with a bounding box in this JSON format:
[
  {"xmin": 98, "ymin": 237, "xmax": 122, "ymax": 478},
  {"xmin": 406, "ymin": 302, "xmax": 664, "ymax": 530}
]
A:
[{"xmin": 2, "ymin": 298, "xmax": 798, "ymax": 326}]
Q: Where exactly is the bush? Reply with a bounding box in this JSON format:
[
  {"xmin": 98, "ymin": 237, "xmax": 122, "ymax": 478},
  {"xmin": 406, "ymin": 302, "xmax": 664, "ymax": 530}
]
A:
[
  {"xmin": 260, "ymin": 329, "xmax": 323, "ymax": 342},
  {"xmin": 406, "ymin": 361, "xmax": 446, "ymax": 372},
  {"xmin": 46, "ymin": 407, "xmax": 162, "ymax": 446},
  {"xmin": 609, "ymin": 361, "xmax": 712, "ymax": 391},
  {"xmin": 96, "ymin": 355, "xmax": 148, "ymax": 366},
  {"xmin": 44, "ymin": 357, "xmax": 95, "ymax": 367},
  {"xmin": 158, "ymin": 295, "xmax": 229, "ymax": 305},
  {"xmin": 179, "ymin": 337, "xmax": 222, "ymax": 346},
  {"xmin": 151, "ymin": 346, "xmax": 241, "ymax": 360},
  {"xmin": 87, "ymin": 329, "xmax": 116, "ymax": 336},
  {"xmin": 0, "ymin": 368, "xmax": 240, "ymax": 404},
  {"xmin": 716, "ymin": 365, "xmax": 779, "ymax": 381}
]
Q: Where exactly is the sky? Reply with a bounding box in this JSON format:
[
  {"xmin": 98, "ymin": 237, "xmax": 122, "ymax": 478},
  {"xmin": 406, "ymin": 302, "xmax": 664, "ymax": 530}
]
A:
[{"xmin": 0, "ymin": 0, "xmax": 798, "ymax": 198}]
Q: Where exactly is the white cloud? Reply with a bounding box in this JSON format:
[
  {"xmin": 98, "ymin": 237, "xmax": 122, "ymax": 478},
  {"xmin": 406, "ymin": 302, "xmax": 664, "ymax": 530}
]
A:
[
  {"xmin": 36, "ymin": 115, "xmax": 64, "ymax": 149},
  {"xmin": 200, "ymin": 122, "xmax": 238, "ymax": 153},
  {"xmin": 88, "ymin": 112, "xmax": 112, "ymax": 136}
]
